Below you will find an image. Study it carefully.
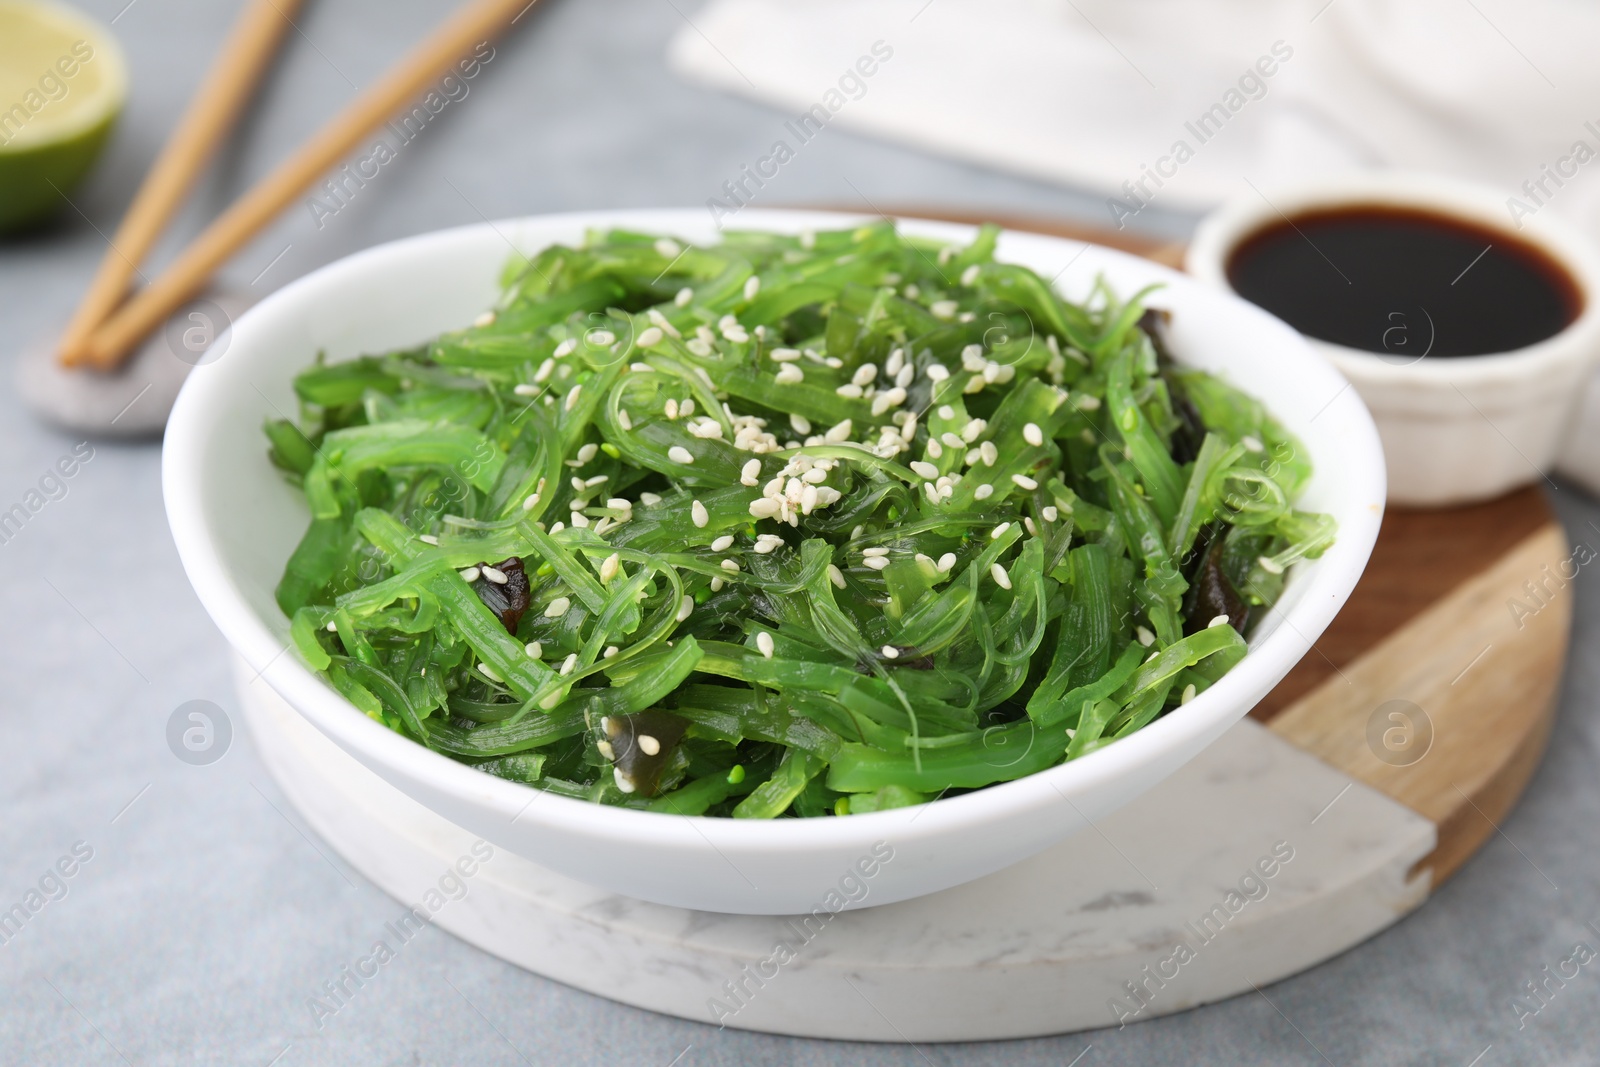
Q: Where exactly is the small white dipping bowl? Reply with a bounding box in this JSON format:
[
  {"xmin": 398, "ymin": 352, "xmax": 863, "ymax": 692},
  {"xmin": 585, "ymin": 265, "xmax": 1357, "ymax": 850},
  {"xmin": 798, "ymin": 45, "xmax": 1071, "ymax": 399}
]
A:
[
  {"xmin": 164, "ymin": 209, "xmax": 1384, "ymax": 914},
  {"xmin": 1187, "ymin": 172, "xmax": 1600, "ymax": 506}
]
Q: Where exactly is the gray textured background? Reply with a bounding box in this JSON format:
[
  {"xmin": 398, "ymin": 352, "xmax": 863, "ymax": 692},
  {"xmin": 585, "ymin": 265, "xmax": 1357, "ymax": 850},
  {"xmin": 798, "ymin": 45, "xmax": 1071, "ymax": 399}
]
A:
[{"xmin": 2, "ymin": 1, "xmax": 1598, "ymax": 1063}]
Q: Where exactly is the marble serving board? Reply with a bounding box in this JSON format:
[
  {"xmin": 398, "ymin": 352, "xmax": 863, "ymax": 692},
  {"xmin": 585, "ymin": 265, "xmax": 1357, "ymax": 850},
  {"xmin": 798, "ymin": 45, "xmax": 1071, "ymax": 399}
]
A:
[{"xmin": 236, "ymin": 487, "xmax": 1570, "ymax": 1040}]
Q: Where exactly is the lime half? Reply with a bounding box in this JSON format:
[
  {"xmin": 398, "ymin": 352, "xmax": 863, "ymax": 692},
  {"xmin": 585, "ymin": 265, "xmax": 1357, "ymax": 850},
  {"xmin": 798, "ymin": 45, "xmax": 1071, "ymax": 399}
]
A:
[{"xmin": 0, "ymin": 0, "xmax": 126, "ymax": 234}]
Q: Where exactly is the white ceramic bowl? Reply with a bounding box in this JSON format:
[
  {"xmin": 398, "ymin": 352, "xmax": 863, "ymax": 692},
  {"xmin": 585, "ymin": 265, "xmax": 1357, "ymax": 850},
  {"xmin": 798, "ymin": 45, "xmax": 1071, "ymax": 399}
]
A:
[
  {"xmin": 164, "ymin": 209, "xmax": 1384, "ymax": 915},
  {"xmin": 1186, "ymin": 172, "xmax": 1600, "ymax": 506}
]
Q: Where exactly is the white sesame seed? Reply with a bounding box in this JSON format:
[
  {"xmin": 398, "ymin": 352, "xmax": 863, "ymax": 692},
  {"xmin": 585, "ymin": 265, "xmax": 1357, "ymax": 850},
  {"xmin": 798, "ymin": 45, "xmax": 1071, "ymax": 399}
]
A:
[
  {"xmin": 668, "ymin": 445, "xmax": 695, "ymax": 465},
  {"xmin": 1024, "ymin": 517, "xmax": 1039, "ymax": 536},
  {"xmin": 740, "ymin": 459, "xmax": 762, "ymax": 487},
  {"xmin": 1181, "ymin": 684, "xmax": 1197, "ymax": 706},
  {"xmin": 750, "ymin": 631, "xmax": 774, "ymax": 660},
  {"xmin": 686, "ymin": 339, "xmax": 712, "ymax": 357},
  {"xmin": 852, "ymin": 364, "xmax": 878, "ymax": 387},
  {"xmin": 326, "ymin": 621, "xmax": 338, "ymax": 632},
  {"xmin": 1242, "ymin": 435, "xmax": 1264, "ymax": 453},
  {"xmin": 871, "ymin": 387, "xmax": 907, "ymax": 416},
  {"xmin": 614, "ymin": 768, "xmax": 637, "ymax": 793},
  {"xmin": 616, "ymin": 408, "xmax": 633, "ymax": 432},
  {"xmin": 1209, "ymin": 614, "xmax": 1232, "ymax": 629},
  {"xmin": 603, "ymin": 645, "xmax": 619, "ymax": 659},
  {"xmin": 720, "ymin": 558, "xmax": 741, "ymax": 573},
  {"xmin": 863, "ymin": 555, "xmax": 891, "ymax": 571},
  {"xmin": 931, "ymin": 299, "xmax": 958, "ymax": 319},
  {"xmin": 910, "ymin": 460, "xmax": 940, "ymax": 479},
  {"xmin": 1135, "ymin": 626, "xmax": 1155, "ymax": 647},
  {"xmin": 481, "ymin": 566, "xmax": 509, "ymax": 585},
  {"xmin": 1023, "ymin": 422, "xmax": 1044, "ymax": 447},
  {"xmin": 827, "ymin": 564, "xmax": 847, "ymax": 588},
  {"xmin": 924, "ymin": 481, "xmax": 941, "ymax": 505},
  {"xmin": 636, "ymin": 733, "xmax": 661, "ymax": 756},
  {"xmin": 961, "ymin": 264, "xmax": 981, "ymax": 286},
  {"xmin": 861, "ymin": 546, "xmax": 890, "ymax": 558},
  {"xmin": 962, "ymin": 418, "xmax": 986, "ymax": 442},
  {"xmin": 639, "ymin": 492, "xmax": 662, "ymax": 507},
  {"xmin": 553, "ymin": 338, "xmax": 578, "ymax": 358},
  {"xmin": 980, "ymin": 441, "xmax": 999, "ymax": 467},
  {"xmin": 743, "ymin": 276, "xmax": 761, "ymax": 300},
  {"xmin": 637, "ymin": 326, "xmax": 663, "ymax": 348},
  {"xmin": 525, "ymin": 641, "xmax": 542, "ymax": 659},
  {"xmin": 990, "ymin": 563, "xmax": 1012, "ymax": 590},
  {"xmin": 882, "ymin": 645, "xmax": 900, "ymax": 659},
  {"xmin": 974, "ymin": 483, "xmax": 994, "ymax": 500},
  {"xmin": 710, "ymin": 575, "xmax": 725, "ymax": 592},
  {"xmin": 776, "ymin": 364, "xmax": 805, "ymax": 384},
  {"xmin": 926, "ymin": 363, "xmax": 950, "ymax": 383},
  {"xmin": 680, "ymin": 398, "xmax": 696, "ymax": 416},
  {"xmin": 458, "ymin": 566, "xmax": 481, "ymax": 582},
  {"xmin": 570, "ymin": 476, "xmax": 587, "ymax": 493},
  {"xmin": 1043, "ymin": 506, "xmax": 1059, "ymax": 522},
  {"xmin": 630, "ymin": 361, "xmax": 653, "ymax": 373},
  {"xmin": 991, "ymin": 522, "xmax": 1011, "ymax": 539},
  {"xmin": 513, "ymin": 383, "xmax": 539, "ymax": 396},
  {"xmin": 675, "ymin": 287, "xmax": 694, "ymax": 307},
  {"xmin": 710, "ymin": 534, "xmax": 734, "ymax": 552},
  {"xmin": 749, "ymin": 498, "xmax": 781, "ymax": 519},
  {"xmin": 588, "ymin": 330, "xmax": 616, "ymax": 347},
  {"xmin": 1259, "ymin": 555, "xmax": 1285, "ymax": 575},
  {"xmin": 1012, "ymin": 473, "xmax": 1039, "ymax": 490},
  {"xmin": 835, "ymin": 383, "xmax": 864, "ymax": 399},
  {"xmin": 564, "ymin": 385, "xmax": 583, "ymax": 411},
  {"xmin": 1074, "ymin": 394, "xmax": 1102, "ymax": 411},
  {"xmin": 790, "ymin": 413, "xmax": 811, "ymax": 434},
  {"xmin": 473, "ymin": 310, "xmax": 497, "ymax": 328},
  {"xmin": 691, "ymin": 499, "xmax": 709, "ymax": 527},
  {"xmin": 937, "ymin": 552, "xmax": 957, "ymax": 572},
  {"xmin": 560, "ymin": 653, "xmax": 577, "ymax": 675},
  {"xmin": 771, "ymin": 347, "xmax": 802, "ymax": 363},
  {"xmin": 825, "ymin": 419, "xmax": 853, "ymax": 443},
  {"xmin": 676, "ymin": 594, "xmax": 694, "ymax": 622},
  {"xmin": 655, "ymin": 237, "xmax": 681, "ymax": 258},
  {"xmin": 599, "ymin": 553, "xmax": 620, "ymax": 583},
  {"xmin": 544, "ymin": 596, "xmax": 572, "ymax": 618},
  {"xmin": 886, "ymin": 349, "xmax": 905, "ymax": 376},
  {"xmin": 754, "ymin": 534, "xmax": 784, "ymax": 554},
  {"xmin": 597, "ymin": 740, "xmax": 616, "ymax": 761},
  {"xmin": 419, "ymin": 534, "xmax": 440, "ymax": 545},
  {"xmin": 568, "ymin": 512, "xmax": 590, "ymax": 528},
  {"xmin": 647, "ymin": 308, "xmax": 680, "ymax": 338},
  {"xmin": 585, "ymin": 475, "xmax": 608, "ymax": 488},
  {"xmin": 549, "ymin": 521, "xmax": 564, "ymax": 533},
  {"xmin": 478, "ymin": 662, "xmax": 502, "ymax": 682}
]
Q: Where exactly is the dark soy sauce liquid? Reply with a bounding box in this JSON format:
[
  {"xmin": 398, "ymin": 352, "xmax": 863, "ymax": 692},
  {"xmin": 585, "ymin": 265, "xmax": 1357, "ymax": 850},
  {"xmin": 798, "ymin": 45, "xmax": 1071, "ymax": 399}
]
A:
[{"xmin": 1226, "ymin": 207, "xmax": 1580, "ymax": 358}]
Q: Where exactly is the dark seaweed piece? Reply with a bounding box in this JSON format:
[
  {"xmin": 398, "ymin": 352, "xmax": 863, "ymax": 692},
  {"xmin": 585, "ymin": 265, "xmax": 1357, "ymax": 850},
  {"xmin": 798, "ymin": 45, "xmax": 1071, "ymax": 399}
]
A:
[
  {"xmin": 1185, "ymin": 537, "xmax": 1248, "ymax": 635},
  {"xmin": 471, "ymin": 557, "xmax": 531, "ymax": 633},
  {"xmin": 601, "ymin": 709, "xmax": 689, "ymax": 797}
]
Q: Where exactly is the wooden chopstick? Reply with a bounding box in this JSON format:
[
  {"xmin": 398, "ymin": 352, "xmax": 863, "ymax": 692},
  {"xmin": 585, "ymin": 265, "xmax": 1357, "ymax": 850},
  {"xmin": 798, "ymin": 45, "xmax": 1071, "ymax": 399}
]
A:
[
  {"xmin": 77, "ymin": 0, "xmax": 540, "ymax": 372},
  {"xmin": 56, "ymin": 0, "xmax": 305, "ymax": 367}
]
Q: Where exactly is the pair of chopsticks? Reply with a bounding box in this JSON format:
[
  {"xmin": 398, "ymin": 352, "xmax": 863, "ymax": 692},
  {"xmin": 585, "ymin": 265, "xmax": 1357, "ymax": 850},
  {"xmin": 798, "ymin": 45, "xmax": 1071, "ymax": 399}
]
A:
[{"xmin": 58, "ymin": 0, "xmax": 538, "ymax": 372}]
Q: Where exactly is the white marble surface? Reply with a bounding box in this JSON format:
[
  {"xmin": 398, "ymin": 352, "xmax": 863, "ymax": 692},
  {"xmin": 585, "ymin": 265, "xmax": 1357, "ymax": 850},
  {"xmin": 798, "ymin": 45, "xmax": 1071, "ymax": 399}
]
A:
[{"xmin": 239, "ymin": 655, "xmax": 1435, "ymax": 1041}]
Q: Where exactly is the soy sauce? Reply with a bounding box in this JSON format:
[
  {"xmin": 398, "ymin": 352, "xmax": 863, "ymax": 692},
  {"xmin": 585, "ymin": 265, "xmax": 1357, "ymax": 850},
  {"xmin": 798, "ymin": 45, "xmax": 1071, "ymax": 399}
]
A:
[{"xmin": 1226, "ymin": 207, "xmax": 1580, "ymax": 358}]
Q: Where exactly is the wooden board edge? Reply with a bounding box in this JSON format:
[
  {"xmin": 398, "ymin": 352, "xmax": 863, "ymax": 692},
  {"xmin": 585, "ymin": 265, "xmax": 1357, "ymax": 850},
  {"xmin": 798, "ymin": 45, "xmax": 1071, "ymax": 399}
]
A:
[{"xmin": 1267, "ymin": 522, "xmax": 1573, "ymax": 887}]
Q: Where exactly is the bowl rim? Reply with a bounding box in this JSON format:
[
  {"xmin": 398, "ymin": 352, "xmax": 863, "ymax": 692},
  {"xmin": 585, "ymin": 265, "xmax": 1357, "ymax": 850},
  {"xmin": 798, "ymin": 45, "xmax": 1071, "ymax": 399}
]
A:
[
  {"xmin": 1185, "ymin": 171, "xmax": 1600, "ymax": 388},
  {"xmin": 163, "ymin": 207, "xmax": 1385, "ymax": 854}
]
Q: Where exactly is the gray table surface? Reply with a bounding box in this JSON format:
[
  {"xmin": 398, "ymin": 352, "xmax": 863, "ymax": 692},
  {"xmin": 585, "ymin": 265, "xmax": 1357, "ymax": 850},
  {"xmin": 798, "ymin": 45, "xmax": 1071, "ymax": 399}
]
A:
[{"xmin": 3, "ymin": 1, "xmax": 1599, "ymax": 1063}]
